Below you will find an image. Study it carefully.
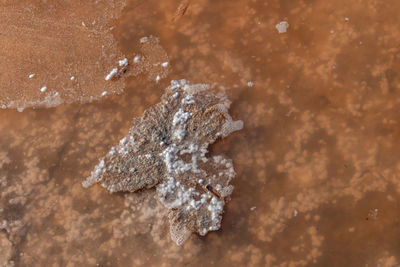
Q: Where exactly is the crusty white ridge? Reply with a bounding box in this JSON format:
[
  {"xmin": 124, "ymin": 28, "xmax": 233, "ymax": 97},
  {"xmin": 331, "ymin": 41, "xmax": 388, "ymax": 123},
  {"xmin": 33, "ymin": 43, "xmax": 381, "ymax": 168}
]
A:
[{"xmin": 83, "ymin": 79, "xmax": 243, "ymax": 245}]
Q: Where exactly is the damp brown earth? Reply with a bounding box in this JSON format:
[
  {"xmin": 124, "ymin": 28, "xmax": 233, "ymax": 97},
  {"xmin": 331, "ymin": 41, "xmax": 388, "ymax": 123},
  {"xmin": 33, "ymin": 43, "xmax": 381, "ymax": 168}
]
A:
[{"xmin": 1, "ymin": 0, "xmax": 400, "ymax": 266}]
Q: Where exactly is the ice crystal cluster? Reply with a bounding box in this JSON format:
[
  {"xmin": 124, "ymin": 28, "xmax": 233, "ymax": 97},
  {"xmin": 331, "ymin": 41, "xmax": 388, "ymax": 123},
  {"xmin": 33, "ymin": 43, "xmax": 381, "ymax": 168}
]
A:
[{"xmin": 83, "ymin": 80, "xmax": 243, "ymax": 245}]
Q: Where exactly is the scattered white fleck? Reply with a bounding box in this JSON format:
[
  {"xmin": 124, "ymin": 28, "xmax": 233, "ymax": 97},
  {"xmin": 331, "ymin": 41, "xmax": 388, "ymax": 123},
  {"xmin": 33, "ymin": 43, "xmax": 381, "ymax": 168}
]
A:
[
  {"xmin": 133, "ymin": 56, "xmax": 140, "ymax": 63},
  {"xmin": 250, "ymin": 206, "xmax": 256, "ymax": 211},
  {"xmin": 70, "ymin": 76, "xmax": 75, "ymax": 81},
  {"xmin": 119, "ymin": 58, "xmax": 128, "ymax": 67},
  {"xmin": 105, "ymin": 68, "xmax": 118, "ymax": 81},
  {"xmin": 40, "ymin": 86, "xmax": 47, "ymax": 92},
  {"xmin": 293, "ymin": 209, "xmax": 298, "ymax": 216},
  {"xmin": 247, "ymin": 81, "xmax": 254, "ymax": 87},
  {"xmin": 17, "ymin": 107, "xmax": 24, "ymax": 112},
  {"xmin": 101, "ymin": 91, "xmax": 108, "ymax": 96},
  {"xmin": 28, "ymin": 74, "xmax": 35, "ymax": 79},
  {"xmin": 161, "ymin": 62, "xmax": 169, "ymax": 67},
  {"xmin": 276, "ymin": 21, "xmax": 289, "ymax": 34}
]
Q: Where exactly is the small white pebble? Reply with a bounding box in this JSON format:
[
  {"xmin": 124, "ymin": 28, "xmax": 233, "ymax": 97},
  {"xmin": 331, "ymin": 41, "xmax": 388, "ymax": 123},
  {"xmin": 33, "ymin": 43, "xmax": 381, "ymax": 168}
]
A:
[
  {"xmin": 70, "ymin": 76, "xmax": 75, "ymax": 81},
  {"xmin": 293, "ymin": 209, "xmax": 298, "ymax": 216},
  {"xmin": 156, "ymin": 75, "xmax": 161, "ymax": 83},
  {"xmin": 247, "ymin": 81, "xmax": 254, "ymax": 87},
  {"xmin": 330, "ymin": 29, "xmax": 335, "ymax": 34},
  {"xmin": 133, "ymin": 56, "xmax": 140, "ymax": 63},
  {"xmin": 40, "ymin": 86, "xmax": 47, "ymax": 92},
  {"xmin": 28, "ymin": 74, "xmax": 35, "ymax": 79},
  {"xmin": 17, "ymin": 107, "xmax": 24, "ymax": 112},
  {"xmin": 250, "ymin": 206, "xmax": 256, "ymax": 211},
  {"xmin": 345, "ymin": 17, "xmax": 349, "ymax": 22},
  {"xmin": 161, "ymin": 62, "xmax": 169, "ymax": 67},
  {"xmin": 276, "ymin": 21, "xmax": 289, "ymax": 34},
  {"xmin": 105, "ymin": 68, "xmax": 118, "ymax": 81},
  {"xmin": 101, "ymin": 91, "xmax": 108, "ymax": 96},
  {"xmin": 140, "ymin": 37, "xmax": 148, "ymax": 43}
]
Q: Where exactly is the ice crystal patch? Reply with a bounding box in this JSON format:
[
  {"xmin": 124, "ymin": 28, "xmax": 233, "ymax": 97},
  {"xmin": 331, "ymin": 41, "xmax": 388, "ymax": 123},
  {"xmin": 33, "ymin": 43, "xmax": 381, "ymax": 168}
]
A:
[{"xmin": 83, "ymin": 80, "xmax": 243, "ymax": 245}]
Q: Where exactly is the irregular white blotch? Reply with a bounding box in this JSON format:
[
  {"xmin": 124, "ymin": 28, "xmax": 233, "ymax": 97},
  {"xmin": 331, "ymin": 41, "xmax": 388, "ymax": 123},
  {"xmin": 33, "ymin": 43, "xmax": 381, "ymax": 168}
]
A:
[
  {"xmin": 247, "ymin": 81, "xmax": 254, "ymax": 87},
  {"xmin": 70, "ymin": 76, "xmax": 75, "ymax": 81},
  {"xmin": 140, "ymin": 36, "xmax": 149, "ymax": 43},
  {"xmin": 161, "ymin": 62, "xmax": 169, "ymax": 67},
  {"xmin": 172, "ymin": 128, "xmax": 187, "ymax": 141},
  {"xmin": 40, "ymin": 86, "xmax": 47, "ymax": 92},
  {"xmin": 170, "ymin": 79, "xmax": 187, "ymax": 90},
  {"xmin": 172, "ymin": 109, "xmax": 192, "ymax": 126},
  {"xmin": 276, "ymin": 21, "xmax": 289, "ymax": 33},
  {"xmin": 181, "ymin": 95, "xmax": 195, "ymax": 105},
  {"xmin": 119, "ymin": 58, "xmax": 128, "ymax": 67},
  {"xmin": 101, "ymin": 91, "xmax": 108, "ymax": 96},
  {"xmin": 28, "ymin": 74, "xmax": 35, "ymax": 78},
  {"xmin": 133, "ymin": 56, "xmax": 140, "ymax": 63}
]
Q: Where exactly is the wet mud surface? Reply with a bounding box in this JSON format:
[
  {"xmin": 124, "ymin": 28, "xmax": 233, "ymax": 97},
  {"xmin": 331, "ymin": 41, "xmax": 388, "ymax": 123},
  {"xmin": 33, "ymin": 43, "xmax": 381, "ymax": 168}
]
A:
[{"xmin": 1, "ymin": 0, "xmax": 400, "ymax": 266}]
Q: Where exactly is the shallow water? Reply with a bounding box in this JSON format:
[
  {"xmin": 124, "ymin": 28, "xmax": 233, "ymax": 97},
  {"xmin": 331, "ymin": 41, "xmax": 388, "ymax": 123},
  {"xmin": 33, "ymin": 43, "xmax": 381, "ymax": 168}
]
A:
[{"xmin": 1, "ymin": 0, "xmax": 400, "ymax": 266}]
